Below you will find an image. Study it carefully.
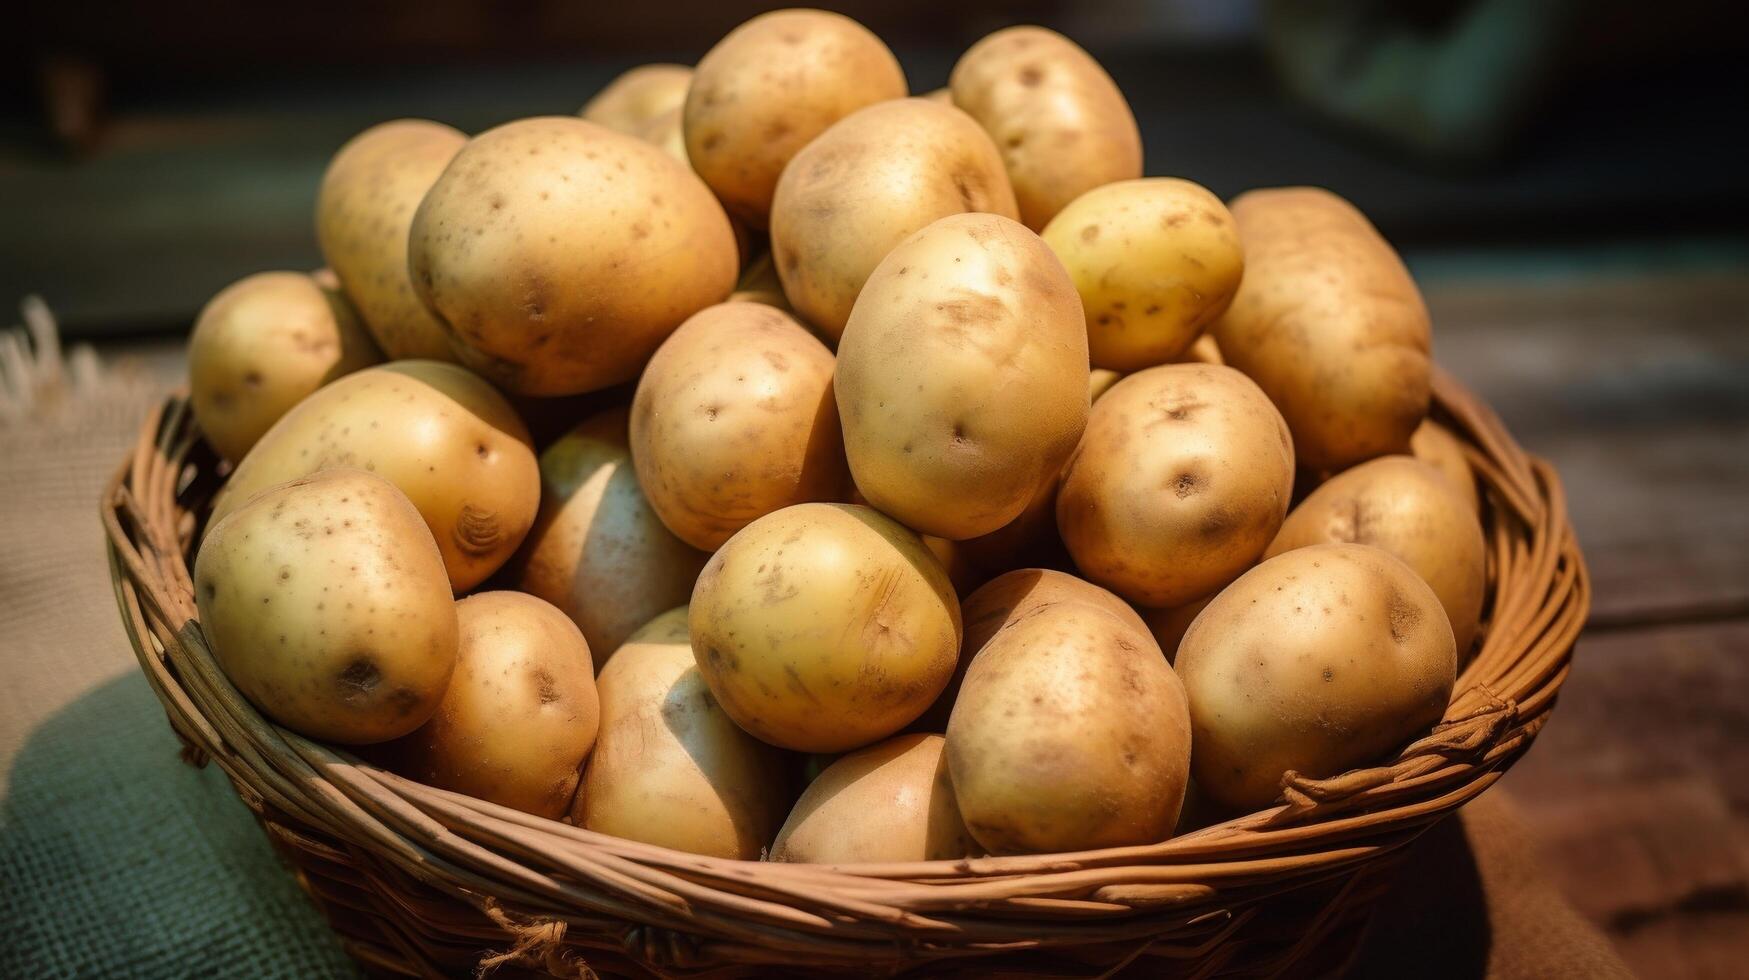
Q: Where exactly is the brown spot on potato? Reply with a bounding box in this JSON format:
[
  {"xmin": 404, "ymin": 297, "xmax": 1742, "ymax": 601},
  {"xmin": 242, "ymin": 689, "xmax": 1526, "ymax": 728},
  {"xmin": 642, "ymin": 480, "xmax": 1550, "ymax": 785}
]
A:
[
  {"xmin": 453, "ymin": 504, "xmax": 504, "ymax": 556},
  {"xmin": 534, "ymin": 668, "xmax": 561, "ymax": 704},
  {"xmin": 1080, "ymin": 225, "xmax": 1099, "ymax": 243},
  {"xmin": 1018, "ymin": 65, "xmax": 1044, "ymax": 86},
  {"xmin": 1386, "ymin": 588, "xmax": 1420, "ymax": 643},
  {"xmin": 338, "ymin": 657, "xmax": 382, "ymax": 696}
]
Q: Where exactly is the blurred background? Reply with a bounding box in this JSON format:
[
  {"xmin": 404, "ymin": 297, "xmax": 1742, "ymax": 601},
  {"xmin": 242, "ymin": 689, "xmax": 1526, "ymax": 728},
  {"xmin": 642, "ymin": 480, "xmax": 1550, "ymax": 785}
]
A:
[{"xmin": 2, "ymin": 2, "xmax": 1746, "ymax": 979}]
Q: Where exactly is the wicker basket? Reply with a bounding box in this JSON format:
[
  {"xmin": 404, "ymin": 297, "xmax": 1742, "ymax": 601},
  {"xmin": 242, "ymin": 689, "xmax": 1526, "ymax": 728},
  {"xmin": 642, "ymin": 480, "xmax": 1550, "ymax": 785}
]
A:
[{"xmin": 102, "ymin": 366, "xmax": 1586, "ymax": 978}]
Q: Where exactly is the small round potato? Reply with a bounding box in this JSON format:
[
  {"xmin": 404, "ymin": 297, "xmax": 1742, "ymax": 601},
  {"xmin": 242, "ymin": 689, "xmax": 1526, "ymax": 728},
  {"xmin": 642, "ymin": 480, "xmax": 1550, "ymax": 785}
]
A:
[
  {"xmin": 1266, "ymin": 456, "xmax": 1487, "ymax": 655},
  {"xmin": 392, "ymin": 592, "xmax": 598, "ymax": 818},
  {"xmin": 1042, "ymin": 178, "xmax": 1244, "ymax": 370},
  {"xmin": 836, "ymin": 212, "xmax": 1089, "ymax": 540},
  {"xmin": 1213, "ymin": 187, "xmax": 1433, "ymax": 471},
  {"xmin": 316, "ymin": 119, "xmax": 467, "ymax": 361},
  {"xmin": 1410, "ymin": 418, "xmax": 1480, "ymax": 513},
  {"xmin": 946, "ymin": 582, "xmax": 1191, "ymax": 854},
  {"xmin": 409, "ymin": 117, "xmax": 738, "ymax": 396},
  {"xmin": 770, "ymin": 97, "xmax": 1018, "ymax": 341},
  {"xmin": 684, "ymin": 9, "xmax": 907, "ymax": 227},
  {"xmin": 578, "ymin": 607, "xmax": 790, "ymax": 858},
  {"xmin": 631, "ymin": 303, "xmax": 848, "ymax": 551},
  {"xmin": 188, "ymin": 270, "xmax": 381, "ymax": 463},
  {"xmin": 949, "ymin": 26, "xmax": 1142, "ymax": 231},
  {"xmin": 1176, "ymin": 543, "xmax": 1458, "ymax": 811},
  {"xmin": 1058, "ymin": 364, "xmax": 1295, "ymax": 607},
  {"xmin": 690, "ymin": 503, "xmax": 961, "ymax": 753},
  {"xmin": 513, "ymin": 407, "xmax": 708, "ymax": 669},
  {"xmin": 208, "ymin": 361, "xmax": 540, "ymax": 592},
  {"xmin": 771, "ymin": 734, "xmax": 976, "ymax": 863},
  {"xmin": 581, "ymin": 64, "xmax": 693, "ymax": 133},
  {"xmin": 194, "ymin": 469, "xmax": 457, "ymax": 744}
]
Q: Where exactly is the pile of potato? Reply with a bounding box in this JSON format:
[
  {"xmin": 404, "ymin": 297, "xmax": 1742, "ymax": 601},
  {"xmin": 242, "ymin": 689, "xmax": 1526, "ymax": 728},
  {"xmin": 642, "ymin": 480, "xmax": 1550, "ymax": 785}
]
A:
[{"xmin": 187, "ymin": 11, "xmax": 1486, "ymax": 862}]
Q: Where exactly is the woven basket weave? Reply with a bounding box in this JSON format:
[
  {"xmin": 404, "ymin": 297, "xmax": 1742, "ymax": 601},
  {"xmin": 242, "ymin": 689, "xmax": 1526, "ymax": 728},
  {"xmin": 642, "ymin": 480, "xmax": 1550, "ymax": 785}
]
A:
[{"xmin": 102, "ymin": 367, "xmax": 1587, "ymax": 978}]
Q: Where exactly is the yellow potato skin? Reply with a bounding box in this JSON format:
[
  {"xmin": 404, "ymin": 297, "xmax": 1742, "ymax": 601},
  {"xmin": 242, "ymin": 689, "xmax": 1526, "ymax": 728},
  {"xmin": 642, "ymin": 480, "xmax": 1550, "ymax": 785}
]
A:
[
  {"xmin": 409, "ymin": 117, "xmax": 738, "ymax": 396},
  {"xmin": 513, "ymin": 407, "xmax": 707, "ymax": 670},
  {"xmin": 316, "ymin": 120, "xmax": 467, "ymax": 361},
  {"xmin": 949, "ymin": 26, "xmax": 1142, "ymax": 231},
  {"xmin": 578, "ymin": 608, "xmax": 790, "ymax": 858},
  {"xmin": 772, "ymin": 733, "xmax": 976, "ymax": 863},
  {"xmin": 1266, "ymin": 456, "xmax": 1486, "ymax": 655},
  {"xmin": 581, "ymin": 64, "xmax": 693, "ymax": 133},
  {"xmin": 946, "ymin": 589, "xmax": 1191, "ymax": 854},
  {"xmin": 836, "ymin": 212, "xmax": 1089, "ymax": 540},
  {"xmin": 393, "ymin": 592, "xmax": 598, "ymax": 818},
  {"xmin": 1058, "ymin": 364, "xmax": 1295, "ymax": 607},
  {"xmin": 684, "ymin": 10, "xmax": 905, "ymax": 228},
  {"xmin": 1410, "ymin": 419, "xmax": 1480, "ymax": 513},
  {"xmin": 209, "ymin": 361, "xmax": 539, "ymax": 592},
  {"xmin": 631, "ymin": 303, "xmax": 848, "ymax": 551},
  {"xmin": 189, "ymin": 271, "xmax": 381, "ymax": 463},
  {"xmin": 1213, "ymin": 187, "xmax": 1432, "ymax": 471},
  {"xmin": 1176, "ymin": 543, "xmax": 1457, "ymax": 811},
  {"xmin": 770, "ymin": 98, "xmax": 1019, "ymax": 341},
  {"xmin": 193, "ymin": 469, "xmax": 457, "ymax": 744},
  {"xmin": 1043, "ymin": 178, "xmax": 1244, "ymax": 371},
  {"xmin": 689, "ymin": 503, "xmax": 961, "ymax": 753}
]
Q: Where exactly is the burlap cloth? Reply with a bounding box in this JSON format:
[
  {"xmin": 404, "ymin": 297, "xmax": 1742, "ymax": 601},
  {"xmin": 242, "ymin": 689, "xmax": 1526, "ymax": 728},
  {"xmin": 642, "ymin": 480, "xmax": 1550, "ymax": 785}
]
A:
[{"xmin": 0, "ymin": 303, "xmax": 1631, "ymax": 978}]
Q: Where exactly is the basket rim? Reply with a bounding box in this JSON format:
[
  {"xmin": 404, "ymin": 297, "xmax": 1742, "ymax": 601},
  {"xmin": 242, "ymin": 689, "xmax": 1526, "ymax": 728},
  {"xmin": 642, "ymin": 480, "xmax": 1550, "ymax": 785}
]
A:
[{"xmin": 100, "ymin": 366, "xmax": 1589, "ymax": 971}]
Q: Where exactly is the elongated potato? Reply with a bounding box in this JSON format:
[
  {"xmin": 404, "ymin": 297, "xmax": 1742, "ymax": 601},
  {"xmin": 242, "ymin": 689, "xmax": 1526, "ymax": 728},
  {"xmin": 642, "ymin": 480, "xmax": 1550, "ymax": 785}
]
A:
[
  {"xmin": 1042, "ymin": 178, "xmax": 1244, "ymax": 370},
  {"xmin": 836, "ymin": 212, "xmax": 1089, "ymax": 540},
  {"xmin": 684, "ymin": 9, "xmax": 906, "ymax": 227},
  {"xmin": 1213, "ymin": 187, "xmax": 1432, "ymax": 471},
  {"xmin": 513, "ymin": 407, "xmax": 707, "ymax": 668},
  {"xmin": 316, "ymin": 120, "xmax": 467, "ymax": 361},
  {"xmin": 1176, "ymin": 543, "xmax": 1457, "ymax": 811},
  {"xmin": 410, "ymin": 117, "xmax": 738, "ymax": 396},
  {"xmin": 194, "ymin": 469, "xmax": 457, "ymax": 744},
  {"xmin": 949, "ymin": 26, "xmax": 1142, "ymax": 230},
  {"xmin": 1266, "ymin": 456, "xmax": 1486, "ymax": 654},
  {"xmin": 1410, "ymin": 419, "xmax": 1480, "ymax": 513},
  {"xmin": 1058, "ymin": 364, "xmax": 1295, "ymax": 607},
  {"xmin": 581, "ymin": 64, "xmax": 692, "ymax": 133},
  {"xmin": 392, "ymin": 592, "xmax": 598, "ymax": 818},
  {"xmin": 631, "ymin": 303, "xmax": 848, "ymax": 550},
  {"xmin": 690, "ymin": 503, "xmax": 961, "ymax": 752},
  {"xmin": 189, "ymin": 270, "xmax": 381, "ymax": 463},
  {"xmin": 770, "ymin": 98, "xmax": 1018, "ymax": 341},
  {"xmin": 578, "ymin": 608, "xmax": 789, "ymax": 858},
  {"xmin": 208, "ymin": 361, "xmax": 539, "ymax": 591},
  {"xmin": 946, "ymin": 578, "xmax": 1191, "ymax": 853},
  {"xmin": 772, "ymin": 734, "xmax": 976, "ymax": 863}
]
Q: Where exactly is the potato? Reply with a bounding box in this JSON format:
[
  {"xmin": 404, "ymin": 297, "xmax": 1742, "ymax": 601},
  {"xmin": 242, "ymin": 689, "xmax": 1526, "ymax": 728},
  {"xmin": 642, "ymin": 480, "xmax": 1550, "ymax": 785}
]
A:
[
  {"xmin": 684, "ymin": 9, "xmax": 906, "ymax": 227},
  {"xmin": 728, "ymin": 251, "xmax": 792, "ymax": 311},
  {"xmin": 409, "ymin": 117, "xmax": 738, "ymax": 396},
  {"xmin": 581, "ymin": 64, "xmax": 692, "ymax": 133},
  {"xmin": 912, "ymin": 568, "xmax": 1148, "ymax": 733},
  {"xmin": 316, "ymin": 120, "xmax": 467, "ymax": 361},
  {"xmin": 392, "ymin": 592, "xmax": 598, "ymax": 818},
  {"xmin": 513, "ymin": 407, "xmax": 707, "ymax": 669},
  {"xmin": 578, "ymin": 608, "xmax": 790, "ymax": 857},
  {"xmin": 1058, "ymin": 364, "xmax": 1294, "ymax": 607},
  {"xmin": 1140, "ymin": 594, "xmax": 1214, "ymax": 664},
  {"xmin": 771, "ymin": 734, "xmax": 976, "ymax": 863},
  {"xmin": 1176, "ymin": 543, "xmax": 1457, "ymax": 811},
  {"xmin": 188, "ymin": 271, "xmax": 381, "ymax": 463},
  {"xmin": 946, "ymin": 576, "xmax": 1191, "ymax": 853},
  {"xmin": 836, "ymin": 212, "xmax": 1089, "ymax": 540},
  {"xmin": 1042, "ymin": 178, "xmax": 1243, "ymax": 370},
  {"xmin": 1266, "ymin": 456, "xmax": 1486, "ymax": 655},
  {"xmin": 690, "ymin": 503, "xmax": 961, "ymax": 752},
  {"xmin": 208, "ymin": 361, "xmax": 539, "ymax": 592},
  {"xmin": 1212, "ymin": 187, "xmax": 1432, "ymax": 471},
  {"xmin": 631, "ymin": 303, "xmax": 848, "ymax": 550},
  {"xmin": 949, "ymin": 26, "xmax": 1142, "ymax": 231},
  {"xmin": 770, "ymin": 97, "xmax": 1018, "ymax": 341},
  {"xmin": 193, "ymin": 469, "xmax": 457, "ymax": 743},
  {"xmin": 1172, "ymin": 333, "xmax": 1224, "ymax": 366},
  {"xmin": 1410, "ymin": 418, "xmax": 1480, "ymax": 513},
  {"xmin": 1088, "ymin": 367, "xmax": 1123, "ymax": 402}
]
